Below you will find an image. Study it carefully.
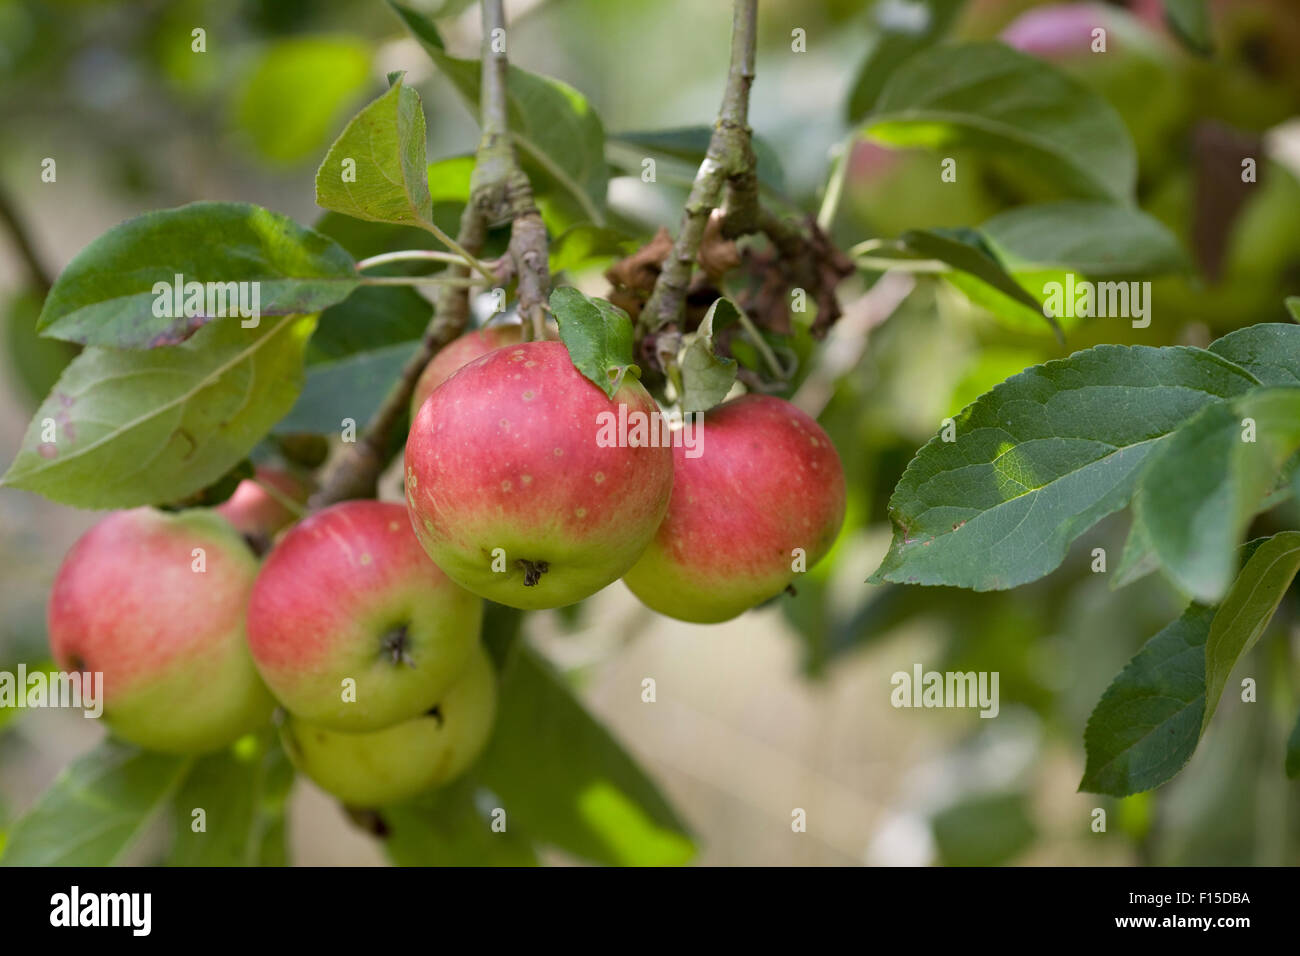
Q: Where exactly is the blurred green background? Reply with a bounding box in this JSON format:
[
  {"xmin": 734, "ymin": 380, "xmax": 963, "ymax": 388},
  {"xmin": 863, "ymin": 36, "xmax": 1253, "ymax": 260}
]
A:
[{"xmin": 1, "ymin": 0, "xmax": 1299, "ymax": 865}]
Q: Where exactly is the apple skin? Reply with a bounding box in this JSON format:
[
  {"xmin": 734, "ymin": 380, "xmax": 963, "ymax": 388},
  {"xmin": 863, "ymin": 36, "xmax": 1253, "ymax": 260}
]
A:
[
  {"xmin": 280, "ymin": 641, "xmax": 496, "ymax": 807},
  {"xmin": 215, "ymin": 466, "xmax": 309, "ymax": 541},
  {"xmin": 410, "ymin": 325, "xmax": 527, "ymax": 420},
  {"xmin": 622, "ymin": 394, "xmax": 845, "ymax": 624},
  {"xmin": 246, "ymin": 500, "xmax": 483, "ymax": 732},
  {"xmin": 405, "ymin": 340, "xmax": 673, "ymax": 610},
  {"xmin": 47, "ymin": 508, "xmax": 274, "ymax": 753}
]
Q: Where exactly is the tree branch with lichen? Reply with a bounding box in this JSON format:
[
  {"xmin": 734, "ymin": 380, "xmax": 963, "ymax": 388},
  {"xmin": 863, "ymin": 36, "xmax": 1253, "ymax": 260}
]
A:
[
  {"xmin": 309, "ymin": 0, "xmax": 548, "ymax": 508},
  {"xmin": 638, "ymin": 0, "xmax": 758, "ymax": 343}
]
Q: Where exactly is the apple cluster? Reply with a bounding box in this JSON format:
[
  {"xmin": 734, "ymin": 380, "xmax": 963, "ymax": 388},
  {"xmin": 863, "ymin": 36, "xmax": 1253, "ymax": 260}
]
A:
[{"xmin": 44, "ymin": 326, "xmax": 845, "ymax": 805}]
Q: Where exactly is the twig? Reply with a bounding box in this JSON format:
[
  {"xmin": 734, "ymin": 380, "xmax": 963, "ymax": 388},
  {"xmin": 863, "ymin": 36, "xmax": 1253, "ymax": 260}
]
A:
[
  {"xmin": 639, "ymin": 0, "xmax": 759, "ymax": 338},
  {"xmin": 0, "ymin": 183, "xmax": 52, "ymax": 297},
  {"xmin": 308, "ymin": 0, "xmax": 547, "ymax": 508}
]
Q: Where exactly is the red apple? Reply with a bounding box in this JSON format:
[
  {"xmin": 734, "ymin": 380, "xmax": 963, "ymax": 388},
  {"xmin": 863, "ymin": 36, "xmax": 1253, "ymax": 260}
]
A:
[
  {"xmin": 281, "ymin": 641, "xmax": 496, "ymax": 806},
  {"xmin": 622, "ymin": 394, "xmax": 846, "ymax": 623},
  {"xmin": 216, "ymin": 466, "xmax": 309, "ymax": 542},
  {"xmin": 410, "ymin": 324, "xmax": 527, "ymax": 419},
  {"xmin": 405, "ymin": 340, "xmax": 673, "ymax": 609},
  {"xmin": 246, "ymin": 500, "xmax": 482, "ymax": 731},
  {"xmin": 48, "ymin": 508, "xmax": 274, "ymax": 753}
]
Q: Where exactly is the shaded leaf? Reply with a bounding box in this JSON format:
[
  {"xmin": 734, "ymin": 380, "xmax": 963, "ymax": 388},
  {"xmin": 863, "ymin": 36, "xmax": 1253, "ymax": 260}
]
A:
[
  {"xmin": 476, "ymin": 642, "xmax": 694, "ymax": 866},
  {"xmin": 608, "ymin": 127, "xmax": 785, "ymax": 193},
  {"xmin": 1131, "ymin": 388, "xmax": 1300, "ymax": 603},
  {"xmin": 869, "ymin": 345, "xmax": 1257, "ymax": 590},
  {"xmin": 3, "ymin": 314, "xmax": 316, "ymax": 509},
  {"xmin": 37, "ymin": 202, "xmax": 356, "ymax": 348},
  {"xmin": 1163, "ymin": 0, "xmax": 1213, "ymax": 55},
  {"xmin": 846, "ymin": 0, "xmax": 966, "ymax": 121},
  {"xmin": 864, "ymin": 41, "xmax": 1136, "ymax": 201},
  {"xmin": 1, "ymin": 740, "xmax": 192, "ymax": 866},
  {"xmin": 383, "ymin": 777, "xmax": 537, "ymax": 866},
  {"xmin": 1208, "ymin": 323, "xmax": 1300, "ymax": 386},
  {"xmin": 274, "ymin": 340, "xmax": 418, "ymax": 434},
  {"xmin": 931, "ymin": 791, "xmax": 1036, "ymax": 866}
]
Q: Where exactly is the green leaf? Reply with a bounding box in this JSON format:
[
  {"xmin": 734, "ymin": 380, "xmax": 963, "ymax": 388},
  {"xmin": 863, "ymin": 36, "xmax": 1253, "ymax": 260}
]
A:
[
  {"xmin": 383, "ymin": 777, "xmax": 538, "ymax": 866},
  {"xmin": 869, "ymin": 345, "xmax": 1259, "ymax": 590},
  {"xmin": 307, "ymin": 286, "xmax": 430, "ymax": 364},
  {"xmin": 864, "ymin": 41, "xmax": 1137, "ymax": 202},
  {"xmin": 1131, "ymin": 388, "xmax": 1300, "ymax": 603},
  {"xmin": 274, "ymin": 340, "xmax": 417, "ymax": 435},
  {"xmin": 1, "ymin": 740, "xmax": 193, "ymax": 866},
  {"xmin": 477, "ymin": 642, "xmax": 695, "ymax": 866},
  {"xmin": 549, "ymin": 223, "xmax": 638, "ymax": 276},
  {"xmin": 1163, "ymin": 0, "xmax": 1213, "ymax": 55},
  {"xmin": 427, "ymin": 155, "xmax": 475, "ymax": 204},
  {"xmin": 1208, "ymin": 323, "xmax": 1300, "ymax": 386},
  {"xmin": 551, "ymin": 287, "xmax": 639, "ymax": 399},
  {"xmin": 387, "ymin": 1, "xmax": 607, "ymax": 223},
  {"xmin": 607, "ymin": 127, "xmax": 785, "ymax": 193},
  {"xmin": 233, "ymin": 37, "xmax": 372, "ymax": 166},
  {"xmin": 846, "ymin": 0, "xmax": 966, "ymax": 121},
  {"xmin": 679, "ymin": 297, "xmax": 738, "ymax": 414},
  {"xmin": 2, "ymin": 314, "xmax": 316, "ymax": 509},
  {"xmin": 1080, "ymin": 605, "xmax": 1214, "ymax": 796},
  {"xmin": 3, "ymin": 288, "xmax": 77, "ymax": 407},
  {"xmin": 901, "ymin": 227, "xmax": 1060, "ymax": 338},
  {"xmin": 931, "ymin": 792, "xmax": 1036, "ymax": 866},
  {"xmin": 168, "ymin": 733, "xmax": 293, "ymax": 866},
  {"xmin": 315, "ymin": 75, "xmax": 437, "ymax": 229},
  {"xmin": 1202, "ymin": 531, "xmax": 1300, "ymax": 733},
  {"xmin": 980, "ymin": 201, "xmax": 1188, "ymax": 278},
  {"xmin": 37, "ymin": 202, "xmax": 357, "ymax": 349},
  {"xmin": 1286, "ymin": 297, "xmax": 1300, "ymax": 322}
]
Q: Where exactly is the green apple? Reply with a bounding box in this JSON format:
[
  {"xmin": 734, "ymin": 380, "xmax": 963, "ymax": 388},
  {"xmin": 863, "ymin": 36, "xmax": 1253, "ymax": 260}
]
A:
[{"xmin": 280, "ymin": 641, "xmax": 497, "ymax": 806}]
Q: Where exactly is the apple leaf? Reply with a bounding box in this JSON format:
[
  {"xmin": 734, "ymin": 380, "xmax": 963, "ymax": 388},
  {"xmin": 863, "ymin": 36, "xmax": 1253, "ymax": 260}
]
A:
[
  {"xmin": 1082, "ymin": 532, "xmax": 1300, "ymax": 796},
  {"xmin": 1130, "ymin": 388, "xmax": 1300, "ymax": 603},
  {"xmin": 679, "ymin": 297, "xmax": 738, "ymax": 414},
  {"xmin": 168, "ymin": 733, "xmax": 293, "ymax": 866},
  {"xmin": 274, "ymin": 340, "xmax": 419, "ymax": 435},
  {"xmin": 2, "ymin": 314, "xmax": 316, "ymax": 509},
  {"xmin": 383, "ymin": 777, "xmax": 538, "ymax": 866},
  {"xmin": 1208, "ymin": 323, "xmax": 1300, "ymax": 386},
  {"xmin": 387, "ymin": 1, "xmax": 607, "ymax": 223},
  {"xmin": 1080, "ymin": 604, "xmax": 1214, "ymax": 797},
  {"xmin": 0, "ymin": 740, "xmax": 193, "ymax": 866},
  {"xmin": 868, "ymin": 345, "xmax": 1259, "ymax": 591},
  {"xmin": 1286, "ymin": 297, "xmax": 1300, "ymax": 322},
  {"xmin": 1201, "ymin": 531, "xmax": 1300, "ymax": 733},
  {"xmin": 979, "ymin": 201, "xmax": 1188, "ymax": 279},
  {"xmin": 36, "ymin": 202, "xmax": 357, "ymax": 349},
  {"xmin": 315, "ymin": 75, "xmax": 439, "ymax": 229},
  {"xmin": 845, "ymin": 0, "xmax": 966, "ymax": 121},
  {"xmin": 476, "ymin": 642, "xmax": 695, "ymax": 866},
  {"xmin": 307, "ymin": 286, "xmax": 430, "ymax": 364},
  {"xmin": 864, "ymin": 41, "xmax": 1137, "ymax": 202},
  {"xmin": 551, "ymin": 287, "xmax": 639, "ymax": 399},
  {"xmin": 900, "ymin": 227, "xmax": 1060, "ymax": 339}
]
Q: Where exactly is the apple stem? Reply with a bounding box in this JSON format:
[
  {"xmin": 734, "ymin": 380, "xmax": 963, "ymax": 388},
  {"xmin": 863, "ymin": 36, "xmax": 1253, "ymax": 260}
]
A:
[{"xmin": 517, "ymin": 559, "xmax": 549, "ymax": 587}]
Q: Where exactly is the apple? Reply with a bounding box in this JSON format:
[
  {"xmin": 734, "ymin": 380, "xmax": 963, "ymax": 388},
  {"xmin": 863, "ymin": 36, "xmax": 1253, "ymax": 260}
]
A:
[
  {"xmin": 246, "ymin": 500, "xmax": 483, "ymax": 732},
  {"xmin": 47, "ymin": 508, "xmax": 274, "ymax": 753},
  {"xmin": 280, "ymin": 641, "xmax": 496, "ymax": 806},
  {"xmin": 404, "ymin": 340, "xmax": 674, "ymax": 610},
  {"xmin": 410, "ymin": 324, "xmax": 527, "ymax": 419},
  {"xmin": 216, "ymin": 465, "xmax": 309, "ymax": 545},
  {"xmin": 622, "ymin": 394, "xmax": 845, "ymax": 623}
]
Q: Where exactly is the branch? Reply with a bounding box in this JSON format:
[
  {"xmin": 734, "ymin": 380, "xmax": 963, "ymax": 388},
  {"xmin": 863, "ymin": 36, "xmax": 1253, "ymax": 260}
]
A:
[
  {"xmin": 639, "ymin": 0, "xmax": 758, "ymax": 339},
  {"xmin": 309, "ymin": 0, "xmax": 550, "ymax": 508},
  {"xmin": 0, "ymin": 183, "xmax": 52, "ymax": 297}
]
